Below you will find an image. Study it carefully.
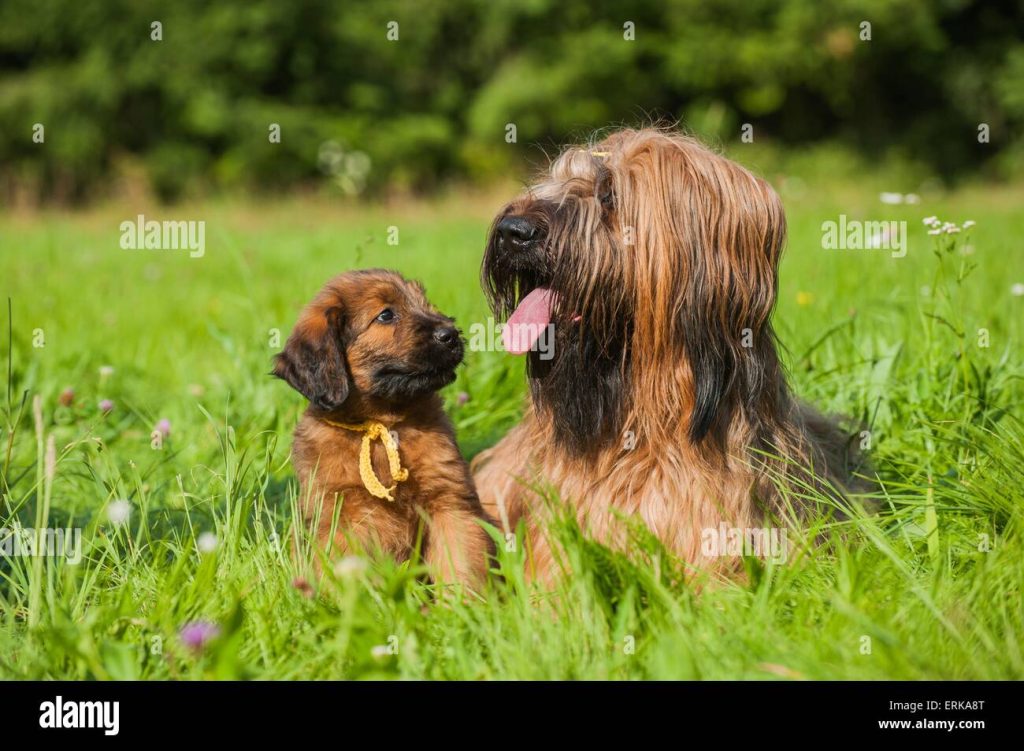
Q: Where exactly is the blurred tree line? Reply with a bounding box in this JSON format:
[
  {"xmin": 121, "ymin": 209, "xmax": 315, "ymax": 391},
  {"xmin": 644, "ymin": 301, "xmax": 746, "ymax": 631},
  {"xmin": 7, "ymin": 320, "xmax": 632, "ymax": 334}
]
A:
[{"xmin": 1, "ymin": 0, "xmax": 1022, "ymax": 204}]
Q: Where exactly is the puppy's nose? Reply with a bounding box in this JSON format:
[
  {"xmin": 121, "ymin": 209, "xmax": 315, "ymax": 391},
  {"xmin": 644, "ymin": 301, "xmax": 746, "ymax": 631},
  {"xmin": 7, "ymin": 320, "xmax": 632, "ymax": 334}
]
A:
[
  {"xmin": 433, "ymin": 326, "xmax": 459, "ymax": 346},
  {"xmin": 496, "ymin": 216, "xmax": 537, "ymax": 250}
]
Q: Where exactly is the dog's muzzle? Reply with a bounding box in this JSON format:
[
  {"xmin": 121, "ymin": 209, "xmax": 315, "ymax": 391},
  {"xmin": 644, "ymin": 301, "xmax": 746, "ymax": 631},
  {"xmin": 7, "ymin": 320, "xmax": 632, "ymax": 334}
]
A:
[{"xmin": 495, "ymin": 215, "xmax": 538, "ymax": 253}]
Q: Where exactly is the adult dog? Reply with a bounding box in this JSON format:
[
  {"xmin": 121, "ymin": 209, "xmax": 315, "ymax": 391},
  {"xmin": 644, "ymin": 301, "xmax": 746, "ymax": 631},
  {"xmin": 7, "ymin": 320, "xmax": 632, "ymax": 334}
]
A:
[{"xmin": 473, "ymin": 127, "xmax": 859, "ymax": 581}]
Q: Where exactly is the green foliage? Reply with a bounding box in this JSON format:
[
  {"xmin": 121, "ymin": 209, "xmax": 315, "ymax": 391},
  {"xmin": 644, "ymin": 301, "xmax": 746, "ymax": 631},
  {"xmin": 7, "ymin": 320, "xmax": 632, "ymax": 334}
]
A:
[{"xmin": 1, "ymin": 0, "xmax": 1023, "ymax": 203}]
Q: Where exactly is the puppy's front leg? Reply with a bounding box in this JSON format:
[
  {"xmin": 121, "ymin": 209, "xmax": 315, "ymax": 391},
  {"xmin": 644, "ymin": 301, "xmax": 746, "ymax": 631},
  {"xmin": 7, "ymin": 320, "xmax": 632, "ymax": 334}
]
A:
[{"xmin": 424, "ymin": 503, "xmax": 493, "ymax": 591}]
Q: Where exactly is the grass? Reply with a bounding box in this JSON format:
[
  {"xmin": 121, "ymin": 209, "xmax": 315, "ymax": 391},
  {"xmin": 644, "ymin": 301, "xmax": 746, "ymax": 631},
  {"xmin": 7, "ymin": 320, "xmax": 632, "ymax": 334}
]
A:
[{"xmin": 1, "ymin": 177, "xmax": 1023, "ymax": 680}]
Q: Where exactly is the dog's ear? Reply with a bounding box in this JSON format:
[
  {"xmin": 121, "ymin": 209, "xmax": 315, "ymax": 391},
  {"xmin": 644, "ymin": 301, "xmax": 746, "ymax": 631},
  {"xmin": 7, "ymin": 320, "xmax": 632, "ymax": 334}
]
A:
[
  {"xmin": 680, "ymin": 172, "xmax": 787, "ymax": 446},
  {"xmin": 273, "ymin": 305, "xmax": 351, "ymax": 410}
]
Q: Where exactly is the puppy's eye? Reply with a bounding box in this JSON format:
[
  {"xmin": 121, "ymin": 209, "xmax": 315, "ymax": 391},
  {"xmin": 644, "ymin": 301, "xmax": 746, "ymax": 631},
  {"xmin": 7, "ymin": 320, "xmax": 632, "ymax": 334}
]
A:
[{"xmin": 375, "ymin": 308, "xmax": 396, "ymax": 323}]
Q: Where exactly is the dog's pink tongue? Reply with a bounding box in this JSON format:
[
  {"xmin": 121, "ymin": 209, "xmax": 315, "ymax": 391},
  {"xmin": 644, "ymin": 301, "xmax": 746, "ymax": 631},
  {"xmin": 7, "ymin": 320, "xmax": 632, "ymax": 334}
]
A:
[{"xmin": 503, "ymin": 288, "xmax": 555, "ymax": 355}]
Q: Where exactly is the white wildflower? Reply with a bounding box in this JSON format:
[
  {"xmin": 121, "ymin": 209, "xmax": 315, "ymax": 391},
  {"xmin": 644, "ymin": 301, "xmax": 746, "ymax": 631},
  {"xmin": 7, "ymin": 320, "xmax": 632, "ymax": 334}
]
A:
[
  {"xmin": 107, "ymin": 499, "xmax": 131, "ymax": 526},
  {"xmin": 333, "ymin": 556, "xmax": 368, "ymax": 577},
  {"xmin": 197, "ymin": 531, "xmax": 218, "ymax": 554}
]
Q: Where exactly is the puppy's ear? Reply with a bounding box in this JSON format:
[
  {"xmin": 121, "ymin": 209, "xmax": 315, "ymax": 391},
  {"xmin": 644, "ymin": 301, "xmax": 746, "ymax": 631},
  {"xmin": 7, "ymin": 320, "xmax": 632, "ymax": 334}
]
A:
[{"xmin": 273, "ymin": 305, "xmax": 351, "ymax": 411}]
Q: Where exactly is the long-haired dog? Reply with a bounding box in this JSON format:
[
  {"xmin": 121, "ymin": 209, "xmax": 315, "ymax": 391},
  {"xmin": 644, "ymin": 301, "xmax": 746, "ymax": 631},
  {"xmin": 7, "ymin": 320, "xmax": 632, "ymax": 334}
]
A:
[
  {"xmin": 274, "ymin": 269, "xmax": 493, "ymax": 588},
  {"xmin": 473, "ymin": 127, "xmax": 862, "ymax": 582}
]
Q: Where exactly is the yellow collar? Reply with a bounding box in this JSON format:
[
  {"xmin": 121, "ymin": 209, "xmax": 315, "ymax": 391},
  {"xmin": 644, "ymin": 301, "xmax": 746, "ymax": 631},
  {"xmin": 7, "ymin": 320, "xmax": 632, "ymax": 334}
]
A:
[{"xmin": 321, "ymin": 418, "xmax": 409, "ymax": 501}]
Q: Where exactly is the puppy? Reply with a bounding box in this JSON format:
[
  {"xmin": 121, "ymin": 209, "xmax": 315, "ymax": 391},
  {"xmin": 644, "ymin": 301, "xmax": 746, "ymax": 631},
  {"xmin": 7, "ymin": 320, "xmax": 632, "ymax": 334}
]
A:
[{"xmin": 274, "ymin": 269, "xmax": 492, "ymax": 588}]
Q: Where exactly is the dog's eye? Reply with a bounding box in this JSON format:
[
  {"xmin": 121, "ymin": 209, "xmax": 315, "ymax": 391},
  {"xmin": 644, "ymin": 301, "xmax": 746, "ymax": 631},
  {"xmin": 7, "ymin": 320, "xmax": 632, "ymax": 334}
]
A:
[
  {"xmin": 595, "ymin": 169, "xmax": 614, "ymax": 209},
  {"xmin": 375, "ymin": 308, "xmax": 396, "ymax": 323}
]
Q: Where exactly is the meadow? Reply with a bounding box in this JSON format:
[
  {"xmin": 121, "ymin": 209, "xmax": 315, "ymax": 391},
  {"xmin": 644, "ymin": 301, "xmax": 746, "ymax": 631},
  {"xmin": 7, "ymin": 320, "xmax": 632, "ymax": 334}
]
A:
[{"xmin": 1, "ymin": 174, "xmax": 1023, "ymax": 680}]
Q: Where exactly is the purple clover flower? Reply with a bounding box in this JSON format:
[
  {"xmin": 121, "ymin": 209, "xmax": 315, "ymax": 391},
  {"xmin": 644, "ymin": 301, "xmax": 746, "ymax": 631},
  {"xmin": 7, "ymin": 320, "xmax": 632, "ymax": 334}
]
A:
[{"xmin": 179, "ymin": 621, "xmax": 221, "ymax": 653}]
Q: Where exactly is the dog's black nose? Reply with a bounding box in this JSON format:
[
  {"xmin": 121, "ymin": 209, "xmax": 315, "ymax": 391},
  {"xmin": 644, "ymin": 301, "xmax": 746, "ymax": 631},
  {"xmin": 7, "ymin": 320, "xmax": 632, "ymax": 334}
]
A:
[
  {"xmin": 496, "ymin": 216, "xmax": 537, "ymax": 250},
  {"xmin": 433, "ymin": 326, "xmax": 459, "ymax": 346}
]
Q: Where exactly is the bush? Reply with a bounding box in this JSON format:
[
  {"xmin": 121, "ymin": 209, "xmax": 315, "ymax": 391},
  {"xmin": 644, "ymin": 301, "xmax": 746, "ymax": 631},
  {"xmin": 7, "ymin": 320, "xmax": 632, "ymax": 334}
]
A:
[{"xmin": 1, "ymin": 0, "xmax": 1022, "ymax": 203}]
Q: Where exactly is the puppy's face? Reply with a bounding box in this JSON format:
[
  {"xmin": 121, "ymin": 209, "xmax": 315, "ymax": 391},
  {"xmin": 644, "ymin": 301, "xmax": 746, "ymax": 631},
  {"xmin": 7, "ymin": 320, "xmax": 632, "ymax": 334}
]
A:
[{"xmin": 274, "ymin": 270, "xmax": 463, "ymax": 410}]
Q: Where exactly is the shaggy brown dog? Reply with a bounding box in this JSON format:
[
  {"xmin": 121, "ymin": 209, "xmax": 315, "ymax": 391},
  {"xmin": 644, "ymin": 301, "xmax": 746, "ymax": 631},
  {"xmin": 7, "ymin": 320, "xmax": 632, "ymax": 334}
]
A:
[
  {"xmin": 275, "ymin": 269, "xmax": 492, "ymax": 588},
  {"xmin": 473, "ymin": 127, "xmax": 862, "ymax": 582}
]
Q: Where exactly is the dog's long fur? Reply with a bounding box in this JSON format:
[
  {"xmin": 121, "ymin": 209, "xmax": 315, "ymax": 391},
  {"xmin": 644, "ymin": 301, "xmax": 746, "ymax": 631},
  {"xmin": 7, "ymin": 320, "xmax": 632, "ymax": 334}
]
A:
[
  {"xmin": 275, "ymin": 269, "xmax": 493, "ymax": 588},
  {"xmin": 473, "ymin": 128, "xmax": 861, "ymax": 581}
]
